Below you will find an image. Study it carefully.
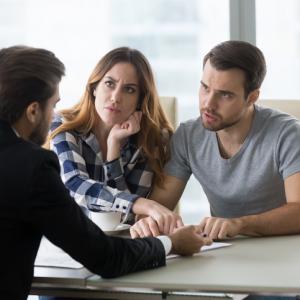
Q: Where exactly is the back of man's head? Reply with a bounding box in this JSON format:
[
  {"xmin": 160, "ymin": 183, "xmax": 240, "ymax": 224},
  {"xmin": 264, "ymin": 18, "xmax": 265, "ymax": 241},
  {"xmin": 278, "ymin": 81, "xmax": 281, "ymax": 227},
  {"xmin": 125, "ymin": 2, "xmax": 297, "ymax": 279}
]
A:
[
  {"xmin": 203, "ymin": 40, "xmax": 266, "ymax": 97},
  {"xmin": 0, "ymin": 45, "xmax": 65, "ymax": 124}
]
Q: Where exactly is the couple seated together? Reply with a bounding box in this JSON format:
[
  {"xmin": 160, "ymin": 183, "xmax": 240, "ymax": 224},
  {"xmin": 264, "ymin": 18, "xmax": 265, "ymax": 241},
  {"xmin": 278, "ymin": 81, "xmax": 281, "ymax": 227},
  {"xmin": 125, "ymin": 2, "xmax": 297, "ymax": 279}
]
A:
[
  {"xmin": 44, "ymin": 42, "xmax": 300, "ymax": 300},
  {"xmin": 48, "ymin": 42, "xmax": 300, "ymax": 241},
  {"xmin": 1, "ymin": 40, "xmax": 300, "ymax": 300}
]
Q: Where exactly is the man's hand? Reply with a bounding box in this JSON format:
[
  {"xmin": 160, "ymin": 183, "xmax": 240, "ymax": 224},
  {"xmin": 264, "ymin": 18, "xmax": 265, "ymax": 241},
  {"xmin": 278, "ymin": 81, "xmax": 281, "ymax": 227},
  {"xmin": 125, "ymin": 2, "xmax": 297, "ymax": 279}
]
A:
[
  {"xmin": 169, "ymin": 225, "xmax": 212, "ymax": 256},
  {"xmin": 131, "ymin": 198, "xmax": 184, "ymax": 236},
  {"xmin": 198, "ymin": 217, "xmax": 243, "ymax": 240}
]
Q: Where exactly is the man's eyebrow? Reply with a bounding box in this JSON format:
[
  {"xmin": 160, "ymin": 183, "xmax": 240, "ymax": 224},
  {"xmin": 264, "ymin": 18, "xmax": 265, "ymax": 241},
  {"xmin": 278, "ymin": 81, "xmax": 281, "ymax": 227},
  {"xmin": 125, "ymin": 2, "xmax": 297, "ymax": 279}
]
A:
[
  {"xmin": 216, "ymin": 89, "xmax": 235, "ymax": 95},
  {"xmin": 200, "ymin": 80, "xmax": 208, "ymax": 87},
  {"xmin": 201, "ymin": 81, "xmax": 235, "ymax": 95}
]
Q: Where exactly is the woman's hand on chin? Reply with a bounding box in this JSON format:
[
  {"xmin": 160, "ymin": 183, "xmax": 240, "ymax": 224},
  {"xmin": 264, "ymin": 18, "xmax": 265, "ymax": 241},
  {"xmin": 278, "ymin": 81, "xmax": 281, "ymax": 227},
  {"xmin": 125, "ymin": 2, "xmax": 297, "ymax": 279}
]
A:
[{"xmin": 108, "ymin": 111, "xmax": 142, "ymax": 144}]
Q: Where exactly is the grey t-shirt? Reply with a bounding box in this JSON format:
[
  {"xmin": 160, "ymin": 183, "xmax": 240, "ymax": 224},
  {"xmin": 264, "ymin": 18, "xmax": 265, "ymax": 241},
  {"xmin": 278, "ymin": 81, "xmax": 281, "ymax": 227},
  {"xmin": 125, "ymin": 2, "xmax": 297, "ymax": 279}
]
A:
[{"xmin": 165, "ymin": 105, "xmax": 300, "ymax": 218}]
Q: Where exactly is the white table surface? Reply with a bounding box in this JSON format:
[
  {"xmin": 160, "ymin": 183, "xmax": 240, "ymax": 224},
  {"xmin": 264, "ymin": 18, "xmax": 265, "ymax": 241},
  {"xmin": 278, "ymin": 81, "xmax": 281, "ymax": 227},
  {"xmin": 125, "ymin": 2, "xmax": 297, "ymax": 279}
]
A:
[
  {"xmin": 87, "ymin": 235, "xmax": 300, "ymax": 295},
  {"xmin": 32, "ymin": 235, "xmax": 300, "ymax": 298}
]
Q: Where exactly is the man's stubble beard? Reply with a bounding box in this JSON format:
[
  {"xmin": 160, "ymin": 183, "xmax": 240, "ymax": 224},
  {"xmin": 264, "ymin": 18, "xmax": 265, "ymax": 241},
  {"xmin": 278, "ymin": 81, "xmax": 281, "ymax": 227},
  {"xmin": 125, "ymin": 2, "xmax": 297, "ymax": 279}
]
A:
[{"xmin": 29, "ymin": 118, "xmax": 49, "ymax": 146}]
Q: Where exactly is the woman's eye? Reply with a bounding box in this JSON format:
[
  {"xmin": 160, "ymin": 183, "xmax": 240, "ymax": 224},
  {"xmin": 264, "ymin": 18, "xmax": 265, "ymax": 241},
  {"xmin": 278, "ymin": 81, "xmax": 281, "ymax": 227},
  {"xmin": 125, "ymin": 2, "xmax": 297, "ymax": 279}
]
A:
[
  {"xmin": 105, "ymin": 81, "xmax": 114, "ymax": 87},
  {"xmin": 126, "ymin": 86, "xmax": 135, "ymax": 94}
]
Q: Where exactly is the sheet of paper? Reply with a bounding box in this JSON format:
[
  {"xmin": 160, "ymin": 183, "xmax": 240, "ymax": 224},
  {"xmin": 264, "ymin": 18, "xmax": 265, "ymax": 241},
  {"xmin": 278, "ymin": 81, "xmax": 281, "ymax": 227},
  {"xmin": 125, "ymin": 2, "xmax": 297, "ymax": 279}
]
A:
[
  {"xmin": 35, "ymin": 238, "xmax": 231, "ymax": 267},
  {"xmin": 35, "ymin": 237, "xmax": 83, "ymax": 269},
  {"xmin": 167, "ymin": 242, "xmax": 231, "ymax": 260}
]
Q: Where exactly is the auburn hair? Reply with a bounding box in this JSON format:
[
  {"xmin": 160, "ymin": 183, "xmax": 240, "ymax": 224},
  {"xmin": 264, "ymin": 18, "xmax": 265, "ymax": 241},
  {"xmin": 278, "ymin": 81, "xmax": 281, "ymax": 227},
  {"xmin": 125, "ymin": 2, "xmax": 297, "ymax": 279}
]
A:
[{"xmin": 47, "ymin": 47, "xmax": 173, "ymax": 187}]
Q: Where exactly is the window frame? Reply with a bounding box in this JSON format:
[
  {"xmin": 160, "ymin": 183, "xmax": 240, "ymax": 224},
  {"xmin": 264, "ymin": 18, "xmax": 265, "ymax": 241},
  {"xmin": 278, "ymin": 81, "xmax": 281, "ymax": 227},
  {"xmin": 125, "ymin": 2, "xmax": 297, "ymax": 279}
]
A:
[{"xmin": 229, "ymin": 0, "xmax": 256, "ymax": 44}]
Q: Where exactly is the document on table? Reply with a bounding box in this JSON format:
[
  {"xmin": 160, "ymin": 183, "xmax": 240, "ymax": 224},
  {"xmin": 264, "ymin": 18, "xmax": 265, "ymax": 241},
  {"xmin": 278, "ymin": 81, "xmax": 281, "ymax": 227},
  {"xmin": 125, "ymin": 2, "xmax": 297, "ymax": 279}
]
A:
[
  {"xmin": 35, "ymin": 238, "xmax": 231, "ymax": 267},
  {"xmin": 167, "ymin": 242, "xmax": 231, "ymax": 260},
  {"xmin": 35, "ymin": 237, "xmax": 83, "ymax": 269}
]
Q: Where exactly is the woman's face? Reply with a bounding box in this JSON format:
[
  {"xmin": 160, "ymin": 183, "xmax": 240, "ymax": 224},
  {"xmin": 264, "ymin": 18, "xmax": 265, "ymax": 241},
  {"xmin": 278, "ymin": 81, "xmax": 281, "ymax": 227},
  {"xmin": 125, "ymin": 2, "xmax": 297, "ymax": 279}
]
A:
[{"xmin": 94, "ymin": 62, "xmax": 140, "ymax": 128}]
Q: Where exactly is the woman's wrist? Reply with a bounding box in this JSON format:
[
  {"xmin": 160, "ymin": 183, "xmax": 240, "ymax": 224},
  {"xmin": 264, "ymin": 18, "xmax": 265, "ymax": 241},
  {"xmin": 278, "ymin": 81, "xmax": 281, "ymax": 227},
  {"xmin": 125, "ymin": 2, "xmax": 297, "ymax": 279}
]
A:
[
  {"xmin": 132, "ymin": 197, "xmax": 154, "ymax": 215},
  {"xmin": 106, "ymin": 139, "xmax": 121, "ymax": 161}
]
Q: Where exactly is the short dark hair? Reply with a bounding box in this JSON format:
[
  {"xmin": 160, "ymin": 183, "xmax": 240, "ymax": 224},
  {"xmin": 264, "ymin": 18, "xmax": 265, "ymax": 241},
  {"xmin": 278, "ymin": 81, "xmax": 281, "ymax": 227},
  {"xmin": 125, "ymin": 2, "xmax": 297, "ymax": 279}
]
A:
[
  {"xmin": 0, "ymin": 45, "xmax": 65, "ymax": 124},
  {"xmin": 203, "ymin": 40, "xmax": 266, "ymax": 97}
]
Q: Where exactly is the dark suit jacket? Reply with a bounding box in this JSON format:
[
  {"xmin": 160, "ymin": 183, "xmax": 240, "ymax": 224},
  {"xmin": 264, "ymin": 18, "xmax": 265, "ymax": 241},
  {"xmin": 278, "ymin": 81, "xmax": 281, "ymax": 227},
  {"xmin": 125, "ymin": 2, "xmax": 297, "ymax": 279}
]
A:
[{"xmin": 0, "ymin": 120, "xmax": 165, "ymax": 300}]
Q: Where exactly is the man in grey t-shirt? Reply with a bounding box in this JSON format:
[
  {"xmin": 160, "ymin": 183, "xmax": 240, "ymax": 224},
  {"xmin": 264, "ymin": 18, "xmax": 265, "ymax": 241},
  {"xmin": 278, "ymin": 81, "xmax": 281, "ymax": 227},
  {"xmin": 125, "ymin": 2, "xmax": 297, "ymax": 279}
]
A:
[{"xmin": 131, "ymin": 40, "xmax": 300, "ymax": 240}]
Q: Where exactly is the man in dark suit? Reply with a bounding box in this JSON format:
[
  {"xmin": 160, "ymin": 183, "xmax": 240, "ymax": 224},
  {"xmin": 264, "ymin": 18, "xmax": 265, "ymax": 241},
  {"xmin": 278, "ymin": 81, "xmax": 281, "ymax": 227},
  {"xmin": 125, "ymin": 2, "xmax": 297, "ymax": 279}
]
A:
[{"xmin": 0, "ymin": 46, "xmax": 211, "ymax": 300}]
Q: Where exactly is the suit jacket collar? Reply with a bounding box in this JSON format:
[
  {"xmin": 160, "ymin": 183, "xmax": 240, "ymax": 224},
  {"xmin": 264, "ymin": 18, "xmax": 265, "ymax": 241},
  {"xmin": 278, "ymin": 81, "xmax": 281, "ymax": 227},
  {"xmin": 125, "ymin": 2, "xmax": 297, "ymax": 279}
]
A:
[{"xmin": 0, "ymin": 120, "xmax": 21, "ymax": 146}]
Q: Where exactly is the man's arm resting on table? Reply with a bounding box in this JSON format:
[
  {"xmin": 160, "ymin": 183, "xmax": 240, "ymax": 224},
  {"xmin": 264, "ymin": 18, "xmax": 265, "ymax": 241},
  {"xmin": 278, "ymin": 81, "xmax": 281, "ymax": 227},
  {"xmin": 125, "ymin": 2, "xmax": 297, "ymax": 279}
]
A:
[
  {"xmin": 150, "ymin": 175, "xmax": 187, "ymax": 211},
  {"xmin": 31, "ymin": 151, "xmax": 167, "ymax": 278},
  {"xmin": 200, "ymin": 172, "xmax": 300, "ymax": 239},
  {"xmin": 240, "ymin": 172, "xmax": 300, "ymax": 236}
]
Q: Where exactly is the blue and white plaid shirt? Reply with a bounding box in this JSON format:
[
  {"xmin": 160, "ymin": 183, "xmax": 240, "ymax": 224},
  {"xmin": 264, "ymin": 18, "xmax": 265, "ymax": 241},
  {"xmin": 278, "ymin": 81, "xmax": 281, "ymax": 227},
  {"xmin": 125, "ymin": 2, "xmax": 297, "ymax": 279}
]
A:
[{"xmin": 50, "ymin": 114, "xmax": 154, "ymax": 221}]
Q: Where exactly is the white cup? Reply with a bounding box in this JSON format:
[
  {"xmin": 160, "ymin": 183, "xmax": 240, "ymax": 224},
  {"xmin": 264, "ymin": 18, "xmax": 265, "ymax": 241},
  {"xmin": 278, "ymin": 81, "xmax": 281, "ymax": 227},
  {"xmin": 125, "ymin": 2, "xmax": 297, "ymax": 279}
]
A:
[{"xmin": 89, "ymin": 211, "xmax": 123, "ymax": 231}]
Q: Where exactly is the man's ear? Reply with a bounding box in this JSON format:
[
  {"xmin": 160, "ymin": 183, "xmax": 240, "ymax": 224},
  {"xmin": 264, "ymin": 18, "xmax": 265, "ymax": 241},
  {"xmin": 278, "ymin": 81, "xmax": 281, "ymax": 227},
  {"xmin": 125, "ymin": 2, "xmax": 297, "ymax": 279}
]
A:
[
  {"xmin": 25, "ymin": 102, "xmax": 41, "ymax": 124},
  {"xmin": 246, "ymin": 89, "xmax": 260, "ymax": 106}
]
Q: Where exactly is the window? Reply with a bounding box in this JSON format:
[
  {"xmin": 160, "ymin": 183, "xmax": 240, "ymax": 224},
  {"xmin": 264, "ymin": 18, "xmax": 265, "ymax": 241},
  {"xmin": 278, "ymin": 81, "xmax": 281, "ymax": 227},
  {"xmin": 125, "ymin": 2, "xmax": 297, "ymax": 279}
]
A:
[
  {"xmin": 256, "ymin": 0, "xmax": 300, "ymax": 99},
  {"xmin": 0, "ymin": 0, "xmax": 229, "ymax": 222},
  {"xmin": 109, "ymin": 0, "xmax": 230, "ymax": 222}
]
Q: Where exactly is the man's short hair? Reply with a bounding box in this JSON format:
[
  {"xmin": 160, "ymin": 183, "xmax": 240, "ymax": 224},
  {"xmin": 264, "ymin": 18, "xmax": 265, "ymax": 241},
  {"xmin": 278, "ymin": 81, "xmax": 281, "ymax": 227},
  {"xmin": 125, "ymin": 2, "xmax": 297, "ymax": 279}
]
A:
[
  {"xmin": 203, "ymin": 40, "xmax": 266, "ymax": 97},
  {"xmin": 0, "ymin": 45, "xmax": 65, "ymax": 124}
]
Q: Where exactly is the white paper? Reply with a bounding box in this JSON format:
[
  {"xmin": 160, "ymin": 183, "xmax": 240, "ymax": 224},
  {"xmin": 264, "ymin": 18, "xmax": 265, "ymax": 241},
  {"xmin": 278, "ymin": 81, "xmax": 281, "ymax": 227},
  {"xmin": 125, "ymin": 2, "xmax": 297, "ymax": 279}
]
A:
[
  {"xmin": 35, "ymin": 239, "xmax": 231, "ymax": 268},
  {"xmin": 167, "ymin": 242, "xmax": 231, "ymax": 260},
  {"xmin": 35, "ymin": 237, "xmax": 83, "ymax": 269},
  {"xmin": 201, "ymin": 242, "xmax": 231, "ymax": 252}
]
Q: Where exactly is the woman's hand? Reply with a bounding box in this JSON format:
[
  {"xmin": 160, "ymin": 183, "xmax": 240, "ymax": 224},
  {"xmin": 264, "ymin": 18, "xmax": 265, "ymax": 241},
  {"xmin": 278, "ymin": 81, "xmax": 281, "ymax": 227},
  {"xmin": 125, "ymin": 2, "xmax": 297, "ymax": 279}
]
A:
[
  {"xmin": 131, "ymin": 198, "xmax": 184, "ymax": 238},
  {"xmin": 108, "ymin": 111, "xmax": 142, "ymax": 145},
  {"xmin": 106, "ymin": 111, "xmax": 142, "ymax": 161},
  {"xmin": 130, "ymin": 216, "xmax": 161, "ymax": 238}
]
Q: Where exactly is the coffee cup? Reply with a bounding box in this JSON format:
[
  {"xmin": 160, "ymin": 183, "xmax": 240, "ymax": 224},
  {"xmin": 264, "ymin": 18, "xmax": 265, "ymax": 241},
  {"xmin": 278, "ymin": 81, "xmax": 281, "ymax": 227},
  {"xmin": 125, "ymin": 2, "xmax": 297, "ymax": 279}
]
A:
[{"xmin": 89, "ymin": 211, "xmax": 123, "ymax": 231}]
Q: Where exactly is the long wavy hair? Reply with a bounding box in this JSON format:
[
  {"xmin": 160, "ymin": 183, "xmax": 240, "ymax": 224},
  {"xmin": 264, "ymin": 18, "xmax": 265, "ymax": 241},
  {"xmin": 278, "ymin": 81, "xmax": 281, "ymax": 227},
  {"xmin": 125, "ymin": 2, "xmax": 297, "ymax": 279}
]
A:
[{"xmin": 47, "ymin": 47, "xmax": 173, "ymax": 187}]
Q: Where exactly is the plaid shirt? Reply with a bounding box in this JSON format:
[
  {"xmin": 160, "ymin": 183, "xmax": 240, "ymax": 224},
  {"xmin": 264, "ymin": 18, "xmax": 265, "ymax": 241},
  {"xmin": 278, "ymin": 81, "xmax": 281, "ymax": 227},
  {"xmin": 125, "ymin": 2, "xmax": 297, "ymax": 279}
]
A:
[{"xmin": 50, "ymin": 114, "xmax": 153, "ymax": 221}]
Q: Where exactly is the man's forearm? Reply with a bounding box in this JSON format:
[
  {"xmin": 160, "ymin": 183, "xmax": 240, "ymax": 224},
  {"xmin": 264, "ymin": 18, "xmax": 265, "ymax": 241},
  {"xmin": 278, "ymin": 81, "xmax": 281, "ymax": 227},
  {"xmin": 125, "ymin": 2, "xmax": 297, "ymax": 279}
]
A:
[{"xmin": 239, "ymin": 202, "xmax": 300, "ymax": 236}]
